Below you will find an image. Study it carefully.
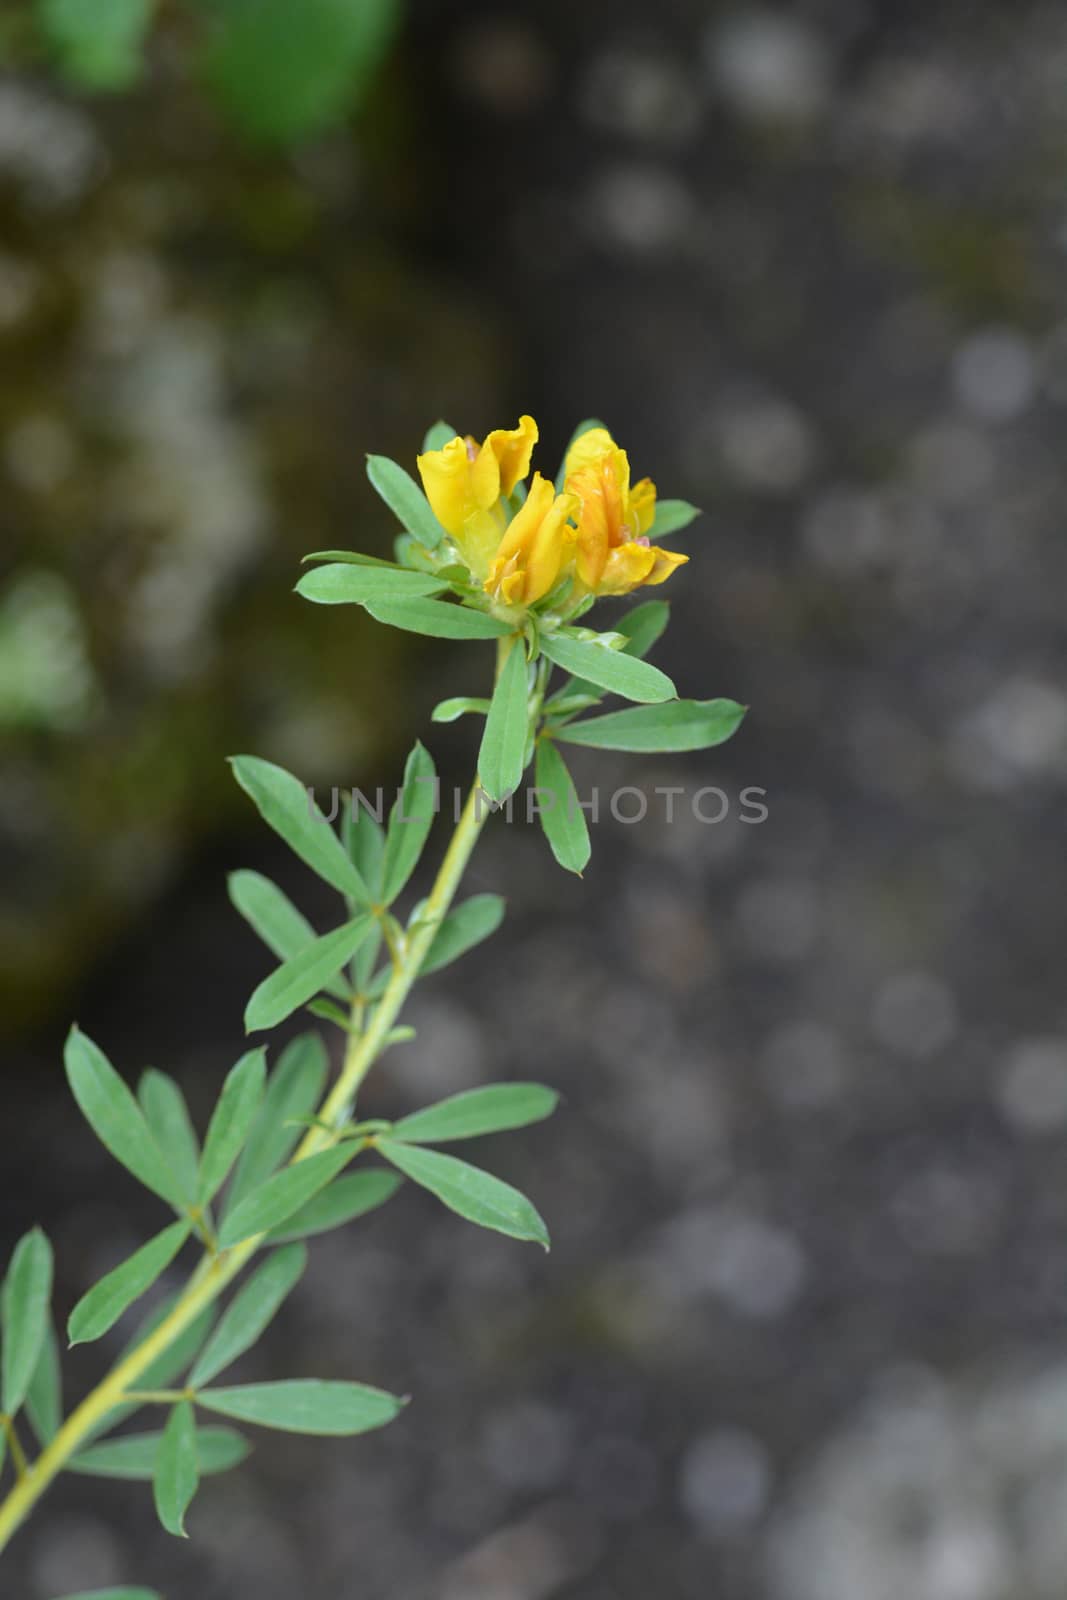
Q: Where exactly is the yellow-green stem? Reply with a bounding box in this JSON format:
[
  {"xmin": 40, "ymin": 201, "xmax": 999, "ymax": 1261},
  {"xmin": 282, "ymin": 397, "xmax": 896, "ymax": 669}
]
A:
[{"xmin": 0, "ymin": 775, "xmax": 493, "ymax": 1557}]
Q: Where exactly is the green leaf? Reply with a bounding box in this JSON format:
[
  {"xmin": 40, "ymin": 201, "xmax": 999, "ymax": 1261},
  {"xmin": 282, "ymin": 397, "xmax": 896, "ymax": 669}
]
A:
[
  {"xmin": 2, "ymin": 1228, "xmax": 53, "ymax": 1415},
  {"xmin": 295, "ymin": 562, "xmax": 446, "ymax": 605},
  {"xmin": 197, "ymin": 1379, "xmax": 405, "ymax": 1436},
  {"xmin": 364, "ymin": 597, "xmax": 513, "ymax": 639},
  {"xmin": 391, "ymin": 1084, "xmax": 559, "ymax": 1144},
  {"xmin": 138, "ymin": 1070, "xmax": 200, "ymax": 1206},
  {"xmin": 267, "ymin": 1170, "xmax": 403, "ymax": 1243},
  {"xmin": 534, "ymin": 738, "xmax": 591, "ymax": 875},
  {"xmin": 218, "ymin": 1146, "xmax": 356, "ymax": 1250},
  {"xmin": 71, "ymin": 1426, "xmax": 249, "ymax": 1481},
  {"xmin": 341, "ymin": 800, "xmax": 385, "ymax": 904},
  {"xmin": 555, "ymin": 417, "xmax": 608, "ymax": 491},
  {"xmin": 244, "ymin": 918, "xmax": 374, "ymax": 1033},
  {"xmin": 198, "ymin": 1049, "xmax": 267, "ymax": 1203},
  {"xmin": 540, "ymin": 633, "xmax": 675, "ymax": 704},
  {"xmin": 229, "ymin": 755, "xmax": 369, "ymax": 903},
  {"xmin": 366, "ymin": 454, "xmax": 447, "ymax": 550},
  {"xmin": 190, "ymin": 1245, "xmax": 307, "ymax": 1388},
  {"xmin": 431, "ymin": 696, "xmax": 492, "ymax": 723},
  {"xmin": 154, "ymin": 1399, "xmax": 198, "ymax": 1538},
  {"xmin": 300, "ymin": 549, "xmax": 398, "ymax": 567},
  {"xmin": 228, "ymin": 871, "xmax": 350, "ymax": 1003},
  {"xmin": 67, "ymin": 1222, "xmax": 190, "ymax": 1348},
  {"xmin": 37, "ymin": 0, "xmax": 153, "ymax": 91},
  {"xmin": 53, "ymin": 1591, "xmax": 162, "ymax": 1600},
  {"xmin": 648, "ymin": 498, "xmax": 701, "ymax": 539},
  {"xmin": 478, "ymin": 641, "xmax": 530, "ymax": 803},
  {"xmin": 376, "ymin": 1141, "xmax": 549, "ymax": 1249},
  {"xmin": 225, "ymin": 1035, "xmax": 328, "ymax": 1217},
  {"xmin": 422, "ymin": 420, "xmax": 457, "ymax": 452},
  {"xmin": 556, "ymin": 698, "xmax": 747, "ymax": 752},
  {"xmin": 419, "ymin": 893, "xmax": 505, "ymax": 977},
  {"xmin": 380, "ymin": 743, "xmax": 437, "ymax": 906},
  {"xmin": 618, "ymin": 599, "xmax": 671, "ymax": 659},
  {"xmin": 203, "ymin": 0, "xmax": 399, "ymax": 145},
  {"xmin": 64, "ymin": 1028, "xmax": 180, "ymax": 1206},
  {"xmin": 26, "ymin": 1321, "xmax": 62, "ymax": 1444}
]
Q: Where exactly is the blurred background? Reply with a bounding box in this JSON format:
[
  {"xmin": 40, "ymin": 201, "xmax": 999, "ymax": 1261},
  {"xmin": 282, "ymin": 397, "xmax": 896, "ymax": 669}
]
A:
[{"xmin": 3, "ymin": 1, "xmax": 1067, "ymax": 1596}]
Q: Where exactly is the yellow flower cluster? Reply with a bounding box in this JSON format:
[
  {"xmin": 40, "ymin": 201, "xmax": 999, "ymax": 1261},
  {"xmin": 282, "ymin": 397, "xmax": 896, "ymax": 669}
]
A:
[{"xmin": 416, "ymin": 417, "xmax": 688, "ymax": 612}]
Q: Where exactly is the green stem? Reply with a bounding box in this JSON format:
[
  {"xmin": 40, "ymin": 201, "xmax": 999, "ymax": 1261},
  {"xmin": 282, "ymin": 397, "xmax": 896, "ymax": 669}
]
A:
[{"xmin": 0, "ymin": 774, "xmax": 494, "ymax": 1559}]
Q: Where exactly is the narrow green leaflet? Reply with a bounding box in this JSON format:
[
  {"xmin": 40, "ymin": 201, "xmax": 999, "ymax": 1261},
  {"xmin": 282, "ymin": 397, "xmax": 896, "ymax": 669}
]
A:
[
  {"xmin": 229, "ymin": 755, "xmax": 369, "ymax": 903},
  {"xmin": 535, "ymin": 738, "xmax": 591, "ymax": 875},
  {"xmin": 154, "ymin": 1399, "xmax": 198, "ymax": 1538},
  {"xmin": 295, "ymin": 563, "xmax": 446, "ymax": 605},
  {"xmin": 228, "ymin": 871, "xmax": 350, "ymax": 1002},
  {"xmin": 478, "ymin": 640, "xmax": 530, "ymax": 803},
  {"xmin": 419, "ymin": 893, "xmax": 505, "ymax": 978},
  {"xmin": 55, "ymin": 1591, "xmax": 162, "ymax": 1600},
  {"xmin": 26, "ymin": 1321, "xmax": 62, "ymax": 1443},
  {"xmin": 197, "ymin": 1379, "xmax": 405, "ymax": 1436},
  {"xmin": 365, "ymin": 597, "xmax": 513, "ymax": 639},
  {"xmin": 189, "ymin": 1245, "xmax": 307, "ymax": 1388},
  {"xmin": 422, "ymin": 419, "xmax": 457, "ymax": 452},
  {"xmin": 380, "ymin": 743, "xmax": 437, "ymax": 905},
  {"xmin": 556, "ymin": 698, "xmax": 747, "ymax": 753},
  {"xmin": 2, "ymin": 1228, "xmax": 54, "ymax": 1415},
  {"xmin": 64, "ymin": 1028, "xmax": 180, "ymax": 1206},
  {"xmin": 648, "ymin": 499, "xmax": 701, "ymax": 539},
  {"xmin": 431, "ymin": 696, "xmax": 491, "ymax": 723},
  {"xmin": 300, "ymin": 549, "xmax": 397, "ymax": 567},
  {"xmin": 268, "ymin": 1170, "xmax": 403, "ymax": 1242},
  {"xmin": 244, "ymin": 918, "xmax": 373, "ymax": 1033},
  {"xmin": 391, "ymin": 1084, "xmax": 559, "ymax": 1144},
  {"xmin": 225, "ymin": 1034, "xmax": 328, "ymax": 1216},
  {"xmin": 555, "ymin": 417, "xmax": 608, "ymax": 490},
  {"xmin": 198, "ymin": 1049, "xmax": 267, "ymax": 1203},
  {"xmin": 218, "ymin": 1145, "xmax": 357, "ymax": 1250},
  {"xmin": 67, "ymin": 1221, "xmax": 190, "ymax": 1348},
  {"xmin": 341, "ymin": 801, "xmax": 385, "ymax": 904},
  {"xmin": 618, "ymin": 599, "xmax": 670, "ymax": 659},
  {"xmin": 366, "ymin": 454, "xmax": 446, "ymax": 550},
  {"xmin": 377, "ymin": 1140, "xmax": 549, "ymax": 1249},
  {"xmin": 546, "ymin": 602, "xmax": 667, "ymax": 709},
  {"xmin": 540, "ymin": 634, "xmax": 675, "ymax": 704},
  {"xmin": 138, "ymin": 1070, "xmax": 200, "ymax": 1206},
  {"xmin": 71, "ymin": 1427, "xmax": 249, "ymax": 1480}
]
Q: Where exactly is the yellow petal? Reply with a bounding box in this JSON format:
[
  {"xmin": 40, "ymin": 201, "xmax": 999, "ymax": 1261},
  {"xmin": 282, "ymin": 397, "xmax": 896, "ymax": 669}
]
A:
[
  {"xmin": 484, "ymin": 414, "xmax": 539, "ymax": 499},
  {"xmin": 564, "ymin": 425, "xmax": 616, "ymax": 480},
  {"xmin": 484, "ymin": 476, "xmax": 578, "ymax": 606},
  {"xmin": 643, "ymin": 546, "xmax": 689, "ymax": 586},
  {"xmin": 595, "ymin": 542, "xmax": 658, "ymax": 596},
  {"xmin": 416, "ymin": 434, "xmax": 473, "ymax": 538},
  {"xmin": 631, "ymin": 476, "xmax": 657, "ymax": 536}
]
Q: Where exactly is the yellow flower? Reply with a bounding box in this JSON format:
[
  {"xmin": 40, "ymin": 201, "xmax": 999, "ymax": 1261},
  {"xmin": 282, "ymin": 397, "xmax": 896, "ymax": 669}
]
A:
[
  {"xmin": 563, "ymin": 426, "xmax": 688, "ymax": 596},
  {"xmin": 485, "ymin": 473, "xmax": 580, "ymax": 608},
  {"xmin": 417, "ymin": 415, "xmax": 538, "ymax": 578}
]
